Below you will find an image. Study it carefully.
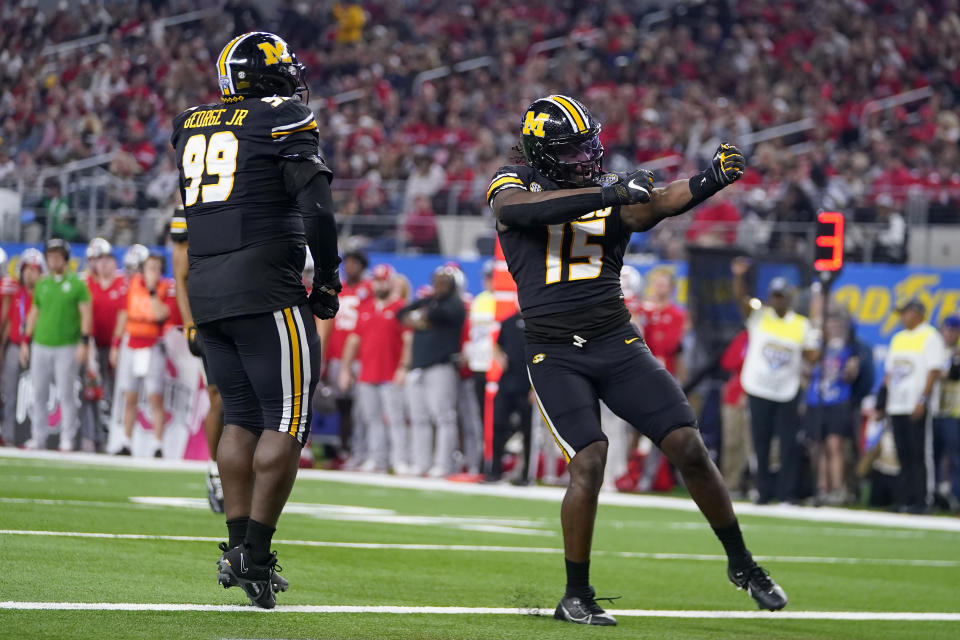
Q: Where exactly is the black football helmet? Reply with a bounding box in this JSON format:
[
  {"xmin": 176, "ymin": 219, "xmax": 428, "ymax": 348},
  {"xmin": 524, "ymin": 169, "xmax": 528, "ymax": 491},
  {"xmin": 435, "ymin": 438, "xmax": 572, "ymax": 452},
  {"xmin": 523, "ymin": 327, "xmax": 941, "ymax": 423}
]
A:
[
  {"xmin": 520, "ymin": 95, "xmax": 603, "ymax": 187},
  {"xmin": 217, "ymin": 32, "xmax": 307, "ymax": 102}
]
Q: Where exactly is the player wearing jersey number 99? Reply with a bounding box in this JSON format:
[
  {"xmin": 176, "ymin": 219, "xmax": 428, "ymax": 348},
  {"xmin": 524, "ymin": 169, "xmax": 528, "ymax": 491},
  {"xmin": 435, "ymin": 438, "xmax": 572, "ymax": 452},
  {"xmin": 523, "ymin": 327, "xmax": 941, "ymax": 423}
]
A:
[
  {"xmin": 488, "ymin": 95, "xmax": 784, "ymax": 625},
  {"xmin": 170, "ymin": 31, "xmax": 341, "ymax": 609}
]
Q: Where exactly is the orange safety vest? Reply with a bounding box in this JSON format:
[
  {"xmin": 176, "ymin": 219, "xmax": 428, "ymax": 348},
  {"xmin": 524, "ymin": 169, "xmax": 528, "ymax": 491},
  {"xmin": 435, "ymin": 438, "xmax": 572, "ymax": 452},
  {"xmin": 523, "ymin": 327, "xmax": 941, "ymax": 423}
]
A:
[{"xmin": 126, "ymin": 274, "xmax": 171, "ymax": 340}]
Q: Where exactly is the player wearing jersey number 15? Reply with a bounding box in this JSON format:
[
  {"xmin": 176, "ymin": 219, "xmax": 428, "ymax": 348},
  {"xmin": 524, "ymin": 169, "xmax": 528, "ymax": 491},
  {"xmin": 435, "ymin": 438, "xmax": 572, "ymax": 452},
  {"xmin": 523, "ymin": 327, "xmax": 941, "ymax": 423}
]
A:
[{"xmin": 488, "ymin": 95, "xmax": 779, "ymax": 626}]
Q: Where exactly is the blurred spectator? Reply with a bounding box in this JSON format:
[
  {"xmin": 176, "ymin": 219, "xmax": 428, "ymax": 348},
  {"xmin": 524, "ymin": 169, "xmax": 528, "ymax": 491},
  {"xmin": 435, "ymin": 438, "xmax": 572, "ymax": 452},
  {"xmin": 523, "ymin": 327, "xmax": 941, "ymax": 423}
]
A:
[
  {"xmin": 398, "ymin": 266, "xmax": 465, "ymax": 477},
  {"xmin": 403, "ymin": 195, "xmax": 440, "ymax": 253},
  {"xmin": 322, "ymin": 249, "xmax": 372, "ymax": 468},
  {"xmin": 719, "ymin": 329, "xmax": 752, "ymax": 496},
  {"xmin": 21, "ymin": 239, "xmax": 92, "ymax": 451},
  {"xmin": 109, "ymin": 254, "xmax": 171, "ymax": 457},
  {"xmin": 463, "ymin": 261, "xmax": 496, "ymax": 423},
  {"xmin": 636, "ymin": 270, "xmax": 687, "ymax": 382},
  {"xmin": 805, "ymin": 310, "xmax": 860, "ymax": 506},
  {"xmin": 338, "ymin": 264, "xmax": 409, "ymax": 474},
  {"xmin": 872, "ymin": 194, "xmax": 907, "ymax": 264},
  {"xmin": 81, "ymin": 238, "xmax": 127, "ymax": 452},
  {"xmin": 41, "ymin": 180, "xmax": 79, "ymax": 242},
  {"xmin": 451, "ymin": 263, "xmax": 483, "ymax": 477},
  {"xmin": 685, "ymin": 193, "xmax": 741, "ymax": 247},
  {"xmin": 733, "ymin": 258, "xmax": 819, "ymax": 504},
  {"xmin": 332, "ymin": 3, "xmax": 367, "ymax": 43},
  {"xmin": 617, "ymin": 268, "xmax": 688, "ymax": 493},
  {"xmin": 403, "ymin": 151, "xmax": 445, "ymax": 214},
  {"xmin": 933, "ymin": 315, "xmax": 960, "ymax": 509},
  {"xmin": 879, "ymin": 299, "xmax": 945, "ymax": 513},
  {"xmin": 0, "ymin": 249, "xmax": 43, "ymax": 446},
  {"xmin": 486, "ymin": 307, "xmax": 533, "ymax": 484}
]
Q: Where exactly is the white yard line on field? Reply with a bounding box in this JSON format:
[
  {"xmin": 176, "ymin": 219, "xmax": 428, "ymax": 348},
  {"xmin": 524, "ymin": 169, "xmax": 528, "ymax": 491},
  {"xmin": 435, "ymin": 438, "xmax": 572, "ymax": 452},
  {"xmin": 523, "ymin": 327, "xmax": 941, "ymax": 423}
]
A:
[
  {"xmin": 3, "ymin": 447, "xmax": 960, "ymax": 533},
  {"xmin": 1, "ymin": 601, "xmax": 959, "ymax": 621},
  {"xmin": 1, "ymin": 529, "xmax": 956, "ymax": 567}
]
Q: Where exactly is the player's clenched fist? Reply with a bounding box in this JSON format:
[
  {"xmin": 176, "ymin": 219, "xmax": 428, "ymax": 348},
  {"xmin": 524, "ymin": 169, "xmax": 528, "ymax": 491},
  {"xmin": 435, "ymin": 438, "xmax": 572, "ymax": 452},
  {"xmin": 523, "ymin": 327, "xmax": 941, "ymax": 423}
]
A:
[
  {"xmin": 601, "ymin": 168, "xmax": 654, "ymax": 207},
  {"xmin": 709, "ymin": 143, "xmax": 745, "ymax": 186},
  {"xmin": 310, "ymin": 268, "xmax": 342, "ymax": 320}
]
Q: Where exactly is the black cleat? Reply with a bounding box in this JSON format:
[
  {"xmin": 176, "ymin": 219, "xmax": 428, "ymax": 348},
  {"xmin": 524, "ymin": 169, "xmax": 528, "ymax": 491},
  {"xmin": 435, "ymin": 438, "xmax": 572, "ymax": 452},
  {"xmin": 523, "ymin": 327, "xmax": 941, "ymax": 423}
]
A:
[
  {"xmin": 728, "ymin": 562, "xmax": 788, "ymax": 611},
  {"xmin": 217, "ymin": 543, "xmax": 288, "ymax": 593},
  {"xmin": 553, "ymin": 587, "xmax": 618, "ymax": 626},
  {"xmin": 216, "ymin": 543, "xmax": 279, "ymax": 608},
  {"xmin": 206, "ymin": 470, "xmax": 224, "ymax": 514}
]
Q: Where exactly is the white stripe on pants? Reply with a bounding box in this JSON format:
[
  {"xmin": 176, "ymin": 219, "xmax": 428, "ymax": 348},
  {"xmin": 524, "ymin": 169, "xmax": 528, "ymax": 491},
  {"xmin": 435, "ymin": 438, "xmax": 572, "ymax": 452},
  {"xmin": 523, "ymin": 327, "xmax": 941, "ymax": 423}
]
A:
[
  {"xmin": 30, "ymin": 343, "xmax": 79, "ymax": 449},
  {"xmin": 356, "ymin": 382, "xmax": 407, "ymax": 470},
  {"xmin": 405, "ymin": 363, "xmax": 458, "ymax": 475}
]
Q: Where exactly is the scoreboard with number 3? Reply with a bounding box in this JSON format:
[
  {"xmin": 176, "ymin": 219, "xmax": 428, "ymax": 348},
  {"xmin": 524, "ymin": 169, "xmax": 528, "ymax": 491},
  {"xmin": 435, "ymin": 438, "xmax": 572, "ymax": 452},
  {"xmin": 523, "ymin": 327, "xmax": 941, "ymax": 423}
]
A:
[{"xmin": 814, "ymin": 211, "xmax": 844, "ymax": 272}]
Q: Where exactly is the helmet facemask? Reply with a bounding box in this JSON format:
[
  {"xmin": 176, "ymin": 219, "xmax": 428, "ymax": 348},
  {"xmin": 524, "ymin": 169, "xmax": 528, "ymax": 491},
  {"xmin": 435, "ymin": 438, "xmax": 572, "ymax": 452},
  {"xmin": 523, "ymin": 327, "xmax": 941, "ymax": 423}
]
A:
[
  {"xmin": 545, "ymin": 134, "xmax": 604, "ymax": 187},
  {"xmin": 523, "ymin": 129, "xmax": 604, "ymax": 188}
]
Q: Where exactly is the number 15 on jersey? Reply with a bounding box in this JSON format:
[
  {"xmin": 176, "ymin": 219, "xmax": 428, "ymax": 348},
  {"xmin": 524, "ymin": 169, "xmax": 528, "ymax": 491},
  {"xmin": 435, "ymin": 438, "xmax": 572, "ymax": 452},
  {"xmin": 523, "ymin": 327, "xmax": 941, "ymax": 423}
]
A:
[{"xmin": 545, "ymin": 207, "xmax": 611, "ymax": 284}]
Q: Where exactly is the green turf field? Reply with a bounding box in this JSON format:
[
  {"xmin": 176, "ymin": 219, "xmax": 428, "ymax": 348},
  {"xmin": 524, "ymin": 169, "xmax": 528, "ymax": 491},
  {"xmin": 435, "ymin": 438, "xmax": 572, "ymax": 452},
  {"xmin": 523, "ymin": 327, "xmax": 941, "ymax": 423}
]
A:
[{"xmin": 1, "ymin": 453, "xmax": 958, "ymax": 640}]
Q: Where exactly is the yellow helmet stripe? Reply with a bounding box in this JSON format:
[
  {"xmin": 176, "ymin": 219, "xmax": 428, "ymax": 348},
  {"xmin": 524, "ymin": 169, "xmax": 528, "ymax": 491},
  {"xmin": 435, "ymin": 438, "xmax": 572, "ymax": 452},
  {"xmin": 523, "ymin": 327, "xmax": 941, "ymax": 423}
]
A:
[
  {"xmin": 217, "ymin": 33, "xmax": 249, "ymax": 95},
  {"xmin": 550, "ymin": 95, "xmax": 587, "ymax": 133}
]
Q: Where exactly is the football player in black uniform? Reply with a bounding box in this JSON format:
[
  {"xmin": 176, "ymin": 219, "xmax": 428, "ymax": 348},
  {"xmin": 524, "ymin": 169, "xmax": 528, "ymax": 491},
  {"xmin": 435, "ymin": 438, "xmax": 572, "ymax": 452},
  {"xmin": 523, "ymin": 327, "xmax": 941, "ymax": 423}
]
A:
[
  {"xmin": 489, "ymin": 95, "xmax": 786, "ymax": 625},
  {"xmin": 171, "ymin": 32, "xmax": 340, "ymax": 609}
]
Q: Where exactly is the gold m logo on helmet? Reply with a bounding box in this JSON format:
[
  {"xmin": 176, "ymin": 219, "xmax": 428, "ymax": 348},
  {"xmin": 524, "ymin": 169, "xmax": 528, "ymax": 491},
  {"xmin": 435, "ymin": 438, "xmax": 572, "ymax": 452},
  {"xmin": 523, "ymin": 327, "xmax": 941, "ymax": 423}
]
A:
[
  {"xmin": 523, "ymin": 111, "xmax": 550, "ymax": 138},
  {"xmin": 257, "ymin": 41, "xmax": 293, "ymax": 65}
]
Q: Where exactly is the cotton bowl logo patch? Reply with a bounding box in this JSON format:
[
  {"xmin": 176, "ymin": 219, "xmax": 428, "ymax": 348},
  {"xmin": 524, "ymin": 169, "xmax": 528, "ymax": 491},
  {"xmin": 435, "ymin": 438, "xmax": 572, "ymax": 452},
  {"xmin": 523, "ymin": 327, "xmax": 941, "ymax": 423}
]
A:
[
  {"xmin": 761, "ymin": 343, "xmax": 792, "ymax": 371},
  {"xmin": 532, "ymin": 353, "xmax": 546, "ymax": 364},
  {"xmin": 599, "ymin": 173, "xmax": 620, "ymax": 186},
  {"xmin": 529, "ymin": 182, "xmax": 542, "ymax": 192}
]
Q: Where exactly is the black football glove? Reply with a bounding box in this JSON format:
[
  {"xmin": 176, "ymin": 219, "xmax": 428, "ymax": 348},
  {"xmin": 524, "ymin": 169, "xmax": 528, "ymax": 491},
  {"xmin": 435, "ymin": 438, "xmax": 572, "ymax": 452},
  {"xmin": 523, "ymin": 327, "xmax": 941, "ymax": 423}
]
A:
[
  {"xmin": 185, "ymin": 324, "xmax": 203, "ymax": 358},
  {"xmin": 309, "ymin": 268, "xmax": 342, "ymax": 320},
  {"xmin": 601, "ymin": 169, "xmax": 654, "ymax": 207},
  {"xmin": 708, "ymin": 143, "xmax": 745, "ymax": 186}
]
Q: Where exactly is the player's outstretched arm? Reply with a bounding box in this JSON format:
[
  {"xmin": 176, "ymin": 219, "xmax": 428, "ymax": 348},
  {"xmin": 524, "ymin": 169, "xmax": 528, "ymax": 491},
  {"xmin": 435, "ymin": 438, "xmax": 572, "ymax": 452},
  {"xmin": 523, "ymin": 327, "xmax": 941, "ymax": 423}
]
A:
[
  {"xmin": 493, "ymin": 168, "xmax": 651, "ymax": 228},
  {"xmin": 621, "ymin": 143, "xmax": 745, "ymax": 232}
]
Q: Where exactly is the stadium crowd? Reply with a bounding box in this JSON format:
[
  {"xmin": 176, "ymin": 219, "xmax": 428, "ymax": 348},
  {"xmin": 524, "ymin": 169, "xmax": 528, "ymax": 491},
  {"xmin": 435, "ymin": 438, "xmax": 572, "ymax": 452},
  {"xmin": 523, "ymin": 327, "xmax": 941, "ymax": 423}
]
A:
[
  {"xmin": 1, "ymin": 238, "xmax": 958, "ymax": 515},
  {"xmin": 1, "ymin": 1, "xmax": 959, "ymax": 260}
]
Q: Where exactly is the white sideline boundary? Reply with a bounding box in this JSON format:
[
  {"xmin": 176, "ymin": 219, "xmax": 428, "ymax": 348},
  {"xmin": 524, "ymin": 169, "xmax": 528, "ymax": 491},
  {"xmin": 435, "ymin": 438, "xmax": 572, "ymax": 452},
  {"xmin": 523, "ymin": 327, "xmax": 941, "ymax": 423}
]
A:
[
  {"xmin": 1, "ymin": 602, "xmax": 959, "ymax": 621},
  {"xmin": 3, "ymin": 448, "xmax": 960, "ymax": 532},
  {"xmin": 1, "ymin": 529, "xmax": 957, "ymax": 567}
]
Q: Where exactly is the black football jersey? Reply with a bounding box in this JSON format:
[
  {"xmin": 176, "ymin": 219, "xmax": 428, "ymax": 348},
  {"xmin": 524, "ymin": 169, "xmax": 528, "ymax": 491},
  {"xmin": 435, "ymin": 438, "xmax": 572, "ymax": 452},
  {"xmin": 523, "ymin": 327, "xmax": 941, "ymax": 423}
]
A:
[
  {"xmin": 490, "ymin": 164, "xmax": 631, "ymax": 319},
  {"xmin": 170, "ymin": 97, "xmax": 326, "ymax": 323}
]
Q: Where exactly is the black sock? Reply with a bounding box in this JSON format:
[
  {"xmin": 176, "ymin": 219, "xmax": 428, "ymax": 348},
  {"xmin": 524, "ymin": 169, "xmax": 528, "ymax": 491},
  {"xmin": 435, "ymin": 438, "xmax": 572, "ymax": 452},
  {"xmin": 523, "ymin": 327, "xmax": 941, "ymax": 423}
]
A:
[
  {"xmin": 564, "ymin": 558, "xmax": 590, "ymax": 597},
  {"xmin": 245, "ymin": 519, "xmax": 276, "ymax": 565},
  {"xmin": 712, "ymin": 519, "xmax": 752, "ymax": 568},
  {"xmin": 225, "ymin": 516, "xmax": 249, "ymax": 549}
]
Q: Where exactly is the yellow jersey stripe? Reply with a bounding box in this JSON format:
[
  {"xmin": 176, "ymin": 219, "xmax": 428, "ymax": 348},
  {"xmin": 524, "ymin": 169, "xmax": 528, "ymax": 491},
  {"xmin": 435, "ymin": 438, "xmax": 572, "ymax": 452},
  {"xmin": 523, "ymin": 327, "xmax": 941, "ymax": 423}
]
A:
[
  {"xmin": 283, "ymin": 308, "xmax": 302, "ymax": 435},
  {"xmin": 551, "ymin": 95, "xmax": 586, "ymax": 132},
  {"xmin": 758, "ymin": 309, "xmax": 807, "ymax": 343},
  {"xmin": 270, "ymin": 121, "xmax": 318, "ymax": 138},
  {"xmin": 170, "ymin": 221, "xmax": 187, "ymax": 231},
  {"xmin": 217, "ymin": 34, "xmax": 247, "ymax": 95},
  {"xmin": 486, "ymin": 176, "xmax": 524, "ymax": 201}
]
